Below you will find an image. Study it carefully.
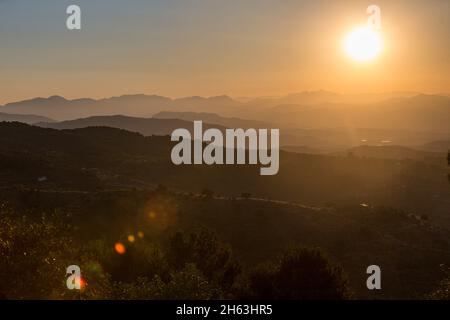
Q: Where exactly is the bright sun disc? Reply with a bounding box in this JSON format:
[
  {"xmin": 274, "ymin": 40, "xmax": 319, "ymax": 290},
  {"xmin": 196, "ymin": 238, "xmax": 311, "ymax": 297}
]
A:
[{"xmin": 344, "ymin": 26, "xmax": 383, "ymax": 62}]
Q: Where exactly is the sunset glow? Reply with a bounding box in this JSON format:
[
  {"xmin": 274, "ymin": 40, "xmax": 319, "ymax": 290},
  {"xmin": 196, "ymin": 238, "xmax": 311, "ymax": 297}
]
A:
[
  {"xmin": 343, "ymin": 26, "xmax": 383, "ymax": 62},
  {"xmin": 0, "ymin": 0, "xmax": 449, "ymax": 303}
]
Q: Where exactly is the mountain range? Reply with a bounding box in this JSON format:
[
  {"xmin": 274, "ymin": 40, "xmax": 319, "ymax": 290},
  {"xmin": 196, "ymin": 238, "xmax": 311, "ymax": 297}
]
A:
[
  {"xmin": 0, "ymin": 94, "xmax": 239, "ymax": 121},
  {"xmin": 1, "ymin": 91, "xmax": 449, "ymax": 152},
  {"xmin": 36, "ymin": 115, "xmax": 227, "ymax": 136},
  {"xmin": 2, "ymin": 91, "xmax": 448, "ymax": 131},
  {"xmin": 0, "ymin": 112, "xmax": 54, "ymax": 124},
  {"xmin": 153, "ymin": 111, "xmax": 270, "ymax": 129}
]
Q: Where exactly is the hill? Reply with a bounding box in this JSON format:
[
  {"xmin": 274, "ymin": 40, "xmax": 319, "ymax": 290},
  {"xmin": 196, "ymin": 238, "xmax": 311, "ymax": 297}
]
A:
[
  {"xmin": 0, "ymin": 112, "xmax": 54, "ymax": 124},
  {"xmin": 418, "ymin": 140, "xmax": 450, "ymax": 153},
  {"xmin": 3, "ymin": 93, "xmax": 449, "ymax": 137},
  {"xmin": 245, "ymin": 90, "xmax": 419, "ymax": 108},
  {"xmin": 36, "ymin": 115, "xmax": 226, "ymax": 136},
  {"xmin": 0, "ymin": 122, "xmax": 448, "ymax": 225},
  {"xmin": 0, "ymin": 94, "xmax": 241, "ymax": 121},
  {"xmin": 0, "ymin": 122, "xmax": 449, "ymax": 299},
  {"xmin": 245, "ymin": 95, "xmax": 450, "ymax": 134},
  {"xmin": 153, "ymin": 111, "xmax": 270, "ymax": 129}
]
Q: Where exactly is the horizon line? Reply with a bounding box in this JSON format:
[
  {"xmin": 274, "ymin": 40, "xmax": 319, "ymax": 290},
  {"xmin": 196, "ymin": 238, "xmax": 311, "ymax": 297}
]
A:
[{"xmin": 2, "ymin": 90, "xmax": 450, "ymax": 106}]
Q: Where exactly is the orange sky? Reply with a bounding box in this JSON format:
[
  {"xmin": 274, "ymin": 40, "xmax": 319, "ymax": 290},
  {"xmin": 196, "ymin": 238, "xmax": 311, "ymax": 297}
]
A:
[{"xmin": 0, "ymin": 0, "xmax": 449, "ymax": 104}]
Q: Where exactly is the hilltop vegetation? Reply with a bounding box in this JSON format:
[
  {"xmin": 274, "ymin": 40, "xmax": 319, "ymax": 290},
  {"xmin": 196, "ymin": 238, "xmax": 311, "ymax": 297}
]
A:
[
  {"xmin": 0, "ymin": 122, "xmax": 448, "ymax": 224},
  {"xmin": 0, "ymin": 122, "xmax": 449, "ymax": 299}
]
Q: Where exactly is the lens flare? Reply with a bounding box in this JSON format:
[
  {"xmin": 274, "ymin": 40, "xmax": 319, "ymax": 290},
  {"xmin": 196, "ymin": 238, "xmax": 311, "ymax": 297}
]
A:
[
  {"xmin": 79, "ymin": 277, "xmax": 87, "ymax": 290},
  {"xmin": 114, "ymin": 242, "xmax": 126, "ymax": 254}
]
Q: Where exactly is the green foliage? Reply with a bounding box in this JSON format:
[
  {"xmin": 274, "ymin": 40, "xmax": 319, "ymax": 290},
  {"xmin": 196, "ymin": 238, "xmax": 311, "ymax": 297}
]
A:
[
  {"xmin": 2, "ymin": 201, "xmax": 352, "ymax": 300},
  {"xmin": 154, "ymin": 264, "xmax": 222, "ymax": 300},
  {"xmin": 0, "ymin": 207, "xmax": 113, "ymax": 299},
  {"xmin": 167, "ymin": 228, "xmax": 241, "ymax": 293},
  {"xmin": 114, "ymin": 265, "xmax": 221, "ymax": 300},
  {"xmin": 107, "ymin": 241, "xmax": 170, "ymax": 283},
  {"xmin": 0, "ymin": 207, "xmax": 233, "ymax": 299},
  {"xmin": 239, "ymin": 247, "xmax": 349, "ymax": 300}
]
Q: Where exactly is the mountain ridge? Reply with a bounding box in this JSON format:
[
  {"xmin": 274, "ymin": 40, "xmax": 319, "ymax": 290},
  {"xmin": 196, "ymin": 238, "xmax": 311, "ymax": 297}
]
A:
[{"xmin": 36, "ymin": 114, "xmax": 228, "ymax": 136}]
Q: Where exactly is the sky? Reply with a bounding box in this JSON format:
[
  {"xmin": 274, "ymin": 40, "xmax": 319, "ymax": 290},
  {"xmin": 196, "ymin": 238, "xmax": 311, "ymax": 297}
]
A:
[{"xmin": 0, "ymin": 0, "xmax": 449, "ymax": 104}]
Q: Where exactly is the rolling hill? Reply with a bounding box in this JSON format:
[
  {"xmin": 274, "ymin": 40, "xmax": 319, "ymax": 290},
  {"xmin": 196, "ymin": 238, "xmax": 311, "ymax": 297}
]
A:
[
  {"xmin": 418, "ymin": 140, "xmax": 450, "ymax": 153},
  {"xmin": 0, "ymin": 94, "xmax": 241, "ymax": 121},
  {"xmin": 36, "ymin": 115, "xmax": 227, "ymax": 136},
  {"xmin": 153, "ymin": 111, "xmax": 270, "ymax": 129},
  {"xmin": 246, "ymin": 95, "xmax": 450, "ymax": 134},
  {"xmin": 0, "ymin": 122, "xmax": 448, "ymax": 226},
  {"xmin": 3, "ymin": 93, "xmax": 449, "ymax": 137},
  {"xmin": 0, "ymin": 112, "xmax": 54, "ymax": 124},
  {"xmin": 0, "ymin": 122, "xmax": 449, "ymax": 299}
]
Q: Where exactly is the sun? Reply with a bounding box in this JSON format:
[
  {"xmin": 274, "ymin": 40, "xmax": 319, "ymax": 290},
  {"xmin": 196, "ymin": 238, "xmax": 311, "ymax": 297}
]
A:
[{"xmin": 343, "ymin": 26, "xmax": 383, "ymax": 62}]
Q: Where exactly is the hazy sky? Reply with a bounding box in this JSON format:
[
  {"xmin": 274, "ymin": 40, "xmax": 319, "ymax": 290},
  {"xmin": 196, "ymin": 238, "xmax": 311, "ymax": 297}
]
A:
[{"xmin": 0, "ymin": 0, "xmax": 449, "ymax": 103}]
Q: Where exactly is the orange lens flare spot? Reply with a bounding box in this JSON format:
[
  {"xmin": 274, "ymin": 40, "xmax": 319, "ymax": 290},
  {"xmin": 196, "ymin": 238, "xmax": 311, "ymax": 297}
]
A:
[
  {"xmin": 148, "ymin": 211, "xmax": 157, "ymax": 219},
  {"xmin": 137, "ymin": 231, "xmax": 144, "ymax": 239},
  {"xmin": 127, "ymin": 235, "xmax": 135, "ymax": 243},
  {"xmin": 114, "ymin": 242, "xmax": 126, "ymax": 254},
  {"xmin": 79, "ymin": 277, "xmax": 87, "ymax": 290}
]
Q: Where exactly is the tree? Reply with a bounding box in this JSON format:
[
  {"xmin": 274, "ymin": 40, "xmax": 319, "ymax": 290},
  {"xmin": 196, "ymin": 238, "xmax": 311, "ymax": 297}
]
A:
[
  {"xmin": 240, "ymin": 247, "xmax": 349, "ymax": 300},
  {"xmin": 0, "ymin": 208, "xmax": 113, "ymax": 299},
  {"xmin": 155, "ymin": 264, "xmax": 221, "ymax": 300},
  {"xmin": 167, "ymin": 228, "xmax": 241, "ymax": 293}
]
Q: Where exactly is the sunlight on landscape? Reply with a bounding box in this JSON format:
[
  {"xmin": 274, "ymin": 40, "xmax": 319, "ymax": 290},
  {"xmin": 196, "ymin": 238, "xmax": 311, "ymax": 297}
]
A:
[{"xmin": 0, "ymin": 1, "xmax": 449, "ymax": 303}]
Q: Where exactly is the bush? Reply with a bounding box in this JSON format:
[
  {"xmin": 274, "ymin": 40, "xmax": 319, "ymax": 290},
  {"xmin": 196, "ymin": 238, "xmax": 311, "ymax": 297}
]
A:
[
  {"xmin": 239, "ymin": 247, "xmax": 349, "ymax": 300},
  {"xmin": 0, "ymin": 208, "xmax": 112, "ymax": 299},
  {"xmin": 167, "ymin": 228, "xmax": 241, "ymax": 294}
]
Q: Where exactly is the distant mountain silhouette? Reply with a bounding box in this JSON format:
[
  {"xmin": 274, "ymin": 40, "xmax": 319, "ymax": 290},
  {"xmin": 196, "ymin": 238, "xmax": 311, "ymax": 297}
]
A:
[
  {"xmin": 0, "ymin": 94, "xmax": 241, "ymax": 121},
  {"xmin": 36, "ymin": 115, "xmax": 227, "ymax": 136},
  {"xmin": 280, "ymin": 145, "xmax": 327, "ymax": 154},
  {"xmin": 37, "ymin": 114, "xmax": 448, "ymax": 153},
  {"xmin": 280, "ymin": 127, "xmax": 449, "ymax": 152},
  {"xmin": 153, "ymin": 111, "xmax": 270, "ymax": 129},
  {"xmin": 1, "ymin": 95, "xmax": 172, "ymax": 120},
  {"xmin": 2, "ymin": 92, "xmax": 449, "ymax": 135},
  {"xmin": 245, "ymin": 94, "xmax": 450, "ymax": 133},
  {"xmin": 244, "ymin": 90, "xmax": 419, "ymax": 108},
  {"xmin": 0, "ymin": 112, "xmax": 54, "ymax": 124},
  {"xmin": 174, "ymin": 95, "xmax": 239, "ymax": 107},
  {"xmin": 418, "ymin": 140, "xmax": 450, "ymax": 153},
  {"xmin": 0, "ymin": 91, "xmax": 422, "ymax": 122}
]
